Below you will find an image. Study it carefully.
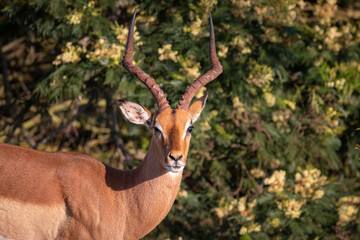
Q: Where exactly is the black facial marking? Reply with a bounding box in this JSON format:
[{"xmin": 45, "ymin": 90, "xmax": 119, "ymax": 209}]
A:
[
  {"xmin": 153, "ymin": 127, "xmax": 161, "ymax": 134},
  {"xmin": 169, "ymin": 110, "xmax": 176, "ymax": 142}
]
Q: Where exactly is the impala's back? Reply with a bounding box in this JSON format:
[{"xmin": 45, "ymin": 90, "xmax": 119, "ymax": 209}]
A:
[{"xmin": 0, "ymin": 143, "xmax": 110, "ymax": 240}]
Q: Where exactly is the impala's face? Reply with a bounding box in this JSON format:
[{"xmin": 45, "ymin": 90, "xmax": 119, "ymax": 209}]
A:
[
  {"xmin": 151, "ymin": 108, "xmax": 193, "ymax": 173},
  {"xmin": 118, "ymin": 94, "xmax": 207, "ymax": 173}
]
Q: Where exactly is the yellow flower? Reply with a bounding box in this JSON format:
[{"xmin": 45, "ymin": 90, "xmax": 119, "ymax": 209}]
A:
[
  {"xmin": 264, "ymin": 92, "xmax": 276, "ymax": 107},
  {"xmin": 246, "ymin": 61, "xmax": 273, "ymax": 88},
  {"xmin": 86, "ymin": 37, "xmax": 124, "ymax": 67},
  {"xmin": 335, "ymin": 78, "xmax": 346, "ymax": 90},
  {"xmin": 270, "ymin": 158, "xmax": 282, "ymax": 169},
  {"xmin": 218, "ymin": 43, "xmax": 229, "ymax": 58},
  {"xmin": 177, "ymin": 189, "xmax": 188, "ymax": 199},
  {"xmin": 228, "ymin": 199, "xmax": 237, "ymax": 212},
  {"xmin": 199, "ymin": 0, "xmax": 218, "ymax": 13},
  {"xmin": 283, "ymin": 99, "xmax": 296, "ymax": 110},
  {"xmin": 232, "ymin": 97, "xmax": 246, "ymax": 114},
  {"xmin": 53, "ymin": 42, "xmax": 83, "ymax": 65},
  {"xmin": 178, "ymin": 56, "xmax": 201, "ymax": 80},
  {"xmin": 272, "ymin": 109, "xmax": 292, "ymax": 131},
  {"xmin": 277, "ymin": 199, "xmax": 306, "ymax": 218},
  {"xmin": 66, "ymin": 10, "xmax": 83, "ymax": 25},
  {"xmin": 324, "ymin": 27, "xmax": 342, "ymax": 52},
  {"xmin": 189, "ymin": 16, "xmax": 202, "ymax": 36},
  {"xmin": 231, "ymin": 0, "xmax": 251, "ymax": 9},
  {"xmin": 248, "ymin": 199, "xmax": 257, "ymax": 210},
  {"xmin": 250, "ymin": 168, "xmax": 265, "ymax": 178},
  {"xmin": 230, "ymin": 35, "xmax": 251, "ymax": 54},
  {"xmin": 114, "ymin": 24, "xmax": 142, "ymax": 46},
  {"xmin": 158, "ymin": 44, "xmax": 178, "ymax": 62},
  {"xmin": 337, "ymin": 204, "xmax": 359, "ymax": 225},
  {"xmin": 336, "ymin": 195, "xmax": 360, "ymax": 225},
  {"xmin": 270, "ymin": 218, "xmax": 280, "ymax": 228},
  {"xmin": 183, "ymin": 64, "xmax": 200, "ymax": 80},
  {"xmin": 214, "ymin": 207, "xmax": 226, "ymax": 219},
  {"xmin": 239, "ymin": 226, "xmax": 248, "ymax": 235},
  {"xmin": 237, "ymin": 197, "xmax": 247, "ymax": 213},
  {"xmin": 249, "ymin": 223, "xmax": 261, "ymax": 232},
  {"xmin": 183, "ymin": 16, "xmax": 202, "ymax": 36},
  {"xmin": 107, "ymin": 44, "xmax": 124, "ymax": 66},
  {"xmin": 264, "ymin": 170, "xmax": 286, "ymax": 193},
  {"xmin": 314, "ymin": 189, "xmax": 325, "ymax": 199},
  {"xmin": 235, "ymin": 197, "xmax": 257, "ymax": 221},
  {"xmin": 239, "ymin": 223, "xmax": 261, "ymax": 235},
  {"xmin": 338, "ymin": 196, "xmax": 360, "ymax": 205},
  {"xmin": 294, "ymin": 168, "xmax": 327, "ymax": 200}
]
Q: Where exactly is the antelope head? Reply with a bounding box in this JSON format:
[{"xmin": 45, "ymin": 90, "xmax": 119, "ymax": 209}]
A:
[{"xmin": 118, "ymin": 10, "xmax": 222, "ymax": 173}]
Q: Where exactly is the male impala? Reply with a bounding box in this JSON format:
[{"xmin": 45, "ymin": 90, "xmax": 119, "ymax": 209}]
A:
[{"xmin": 0, "ymin": 10, "xmax": 222, "ymax": 240}]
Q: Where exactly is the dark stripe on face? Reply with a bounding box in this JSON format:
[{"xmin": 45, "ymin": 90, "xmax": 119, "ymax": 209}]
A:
[{"xmin": 169, "ymin": 110, "xmax": 176, "ymax": 141}]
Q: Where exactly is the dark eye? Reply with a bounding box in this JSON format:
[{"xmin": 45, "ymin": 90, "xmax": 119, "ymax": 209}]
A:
[
  {"xmin": 187, "ymin": 126, "xmax": 194, "ymax": 133},
  {"xmin": 153, "ymin": 127, "xmax": 161, "ymax": 134}
]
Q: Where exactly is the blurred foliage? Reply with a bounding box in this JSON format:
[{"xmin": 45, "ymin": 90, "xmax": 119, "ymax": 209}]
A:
[{"xmin": 1, "ymin": 0, "xmax": 360, "ymax": 239}]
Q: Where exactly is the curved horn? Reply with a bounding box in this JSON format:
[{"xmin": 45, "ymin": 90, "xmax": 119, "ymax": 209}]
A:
[
  {"xmin": 122, "ymin": 9, "xmax": 170, "ymax": 111},
  {"xmin": 177, "ymin": 13, "xmax": 223, "ymax": 111}
]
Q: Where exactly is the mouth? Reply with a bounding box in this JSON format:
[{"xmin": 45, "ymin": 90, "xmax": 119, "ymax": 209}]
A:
[{"xmin": 166, "ymin": 161, "xmax": 185, "ymax": 173}]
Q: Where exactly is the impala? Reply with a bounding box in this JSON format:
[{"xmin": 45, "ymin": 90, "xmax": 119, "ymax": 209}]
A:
[{"xmin": 0, "ymin": 9, "xmax": 222, "ymax": 240}]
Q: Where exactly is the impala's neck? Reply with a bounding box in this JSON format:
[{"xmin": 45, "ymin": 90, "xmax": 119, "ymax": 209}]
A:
[{"xmin": 112, "ymin": 138, "xmax": 183, "ymax": 238}]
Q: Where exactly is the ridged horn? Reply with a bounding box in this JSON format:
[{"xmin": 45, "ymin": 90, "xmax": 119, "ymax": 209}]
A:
[
  {"xmin": 177, "ymin": 13, "xmax": 223, "ymax": 111},
  {"xmin": 122, "ymin": 9, "xmax": 170, "ymax": 111}
]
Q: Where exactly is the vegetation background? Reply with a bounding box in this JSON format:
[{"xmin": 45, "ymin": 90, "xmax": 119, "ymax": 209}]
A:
[{"xmin": 1, "ymin": 0, "xmax": 360, "ymax": 239}]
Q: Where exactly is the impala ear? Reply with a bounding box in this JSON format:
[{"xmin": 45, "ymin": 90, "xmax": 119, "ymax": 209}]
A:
[
  {"xmin": 117, "ymin": 99, "xmax": 152, "ymax": 126},
  {"xmin": 187, "ymin": 93, "xmax": 208, "ymax": 123}
]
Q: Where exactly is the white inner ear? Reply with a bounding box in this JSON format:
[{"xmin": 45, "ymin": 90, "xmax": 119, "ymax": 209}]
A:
[
  {"xmin": 188, "ymin": 94, "xmax": 208, "ymax": 123},
  {"xmin": 119, "ymin": 102, "xmax": 151, "ymax": 125},
  {"xmin": 191, "ymin": 110, "xmax": 202, "ymax": 123}
]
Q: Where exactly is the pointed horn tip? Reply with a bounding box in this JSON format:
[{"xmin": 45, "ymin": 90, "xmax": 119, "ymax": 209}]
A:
[
  {"xmin": 209, "ymin": 13, "xmax": 215, "ymax": 37},
  {"xmin": 129, "ymin": 8, "xmax": 137, "ymax": 22},
  {"xmin": 133, "ymin": 7, "xmax": 138, "ymax": 15},
  {"xmin": 209, "ymin": 12, "xmax": 213, "ymax": 23}
]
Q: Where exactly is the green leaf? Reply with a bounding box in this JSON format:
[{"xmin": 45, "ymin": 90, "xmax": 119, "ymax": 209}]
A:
[
  {"xmin": 240, "ymin": 233, "xmax": 253, "ymax": 240},
  {"xmin": 49, "ymin": 0, "xmax": 67, "ymax": 18}
]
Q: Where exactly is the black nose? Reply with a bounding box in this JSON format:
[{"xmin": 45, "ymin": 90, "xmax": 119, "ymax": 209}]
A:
[{"xmin": 169, "ymin": 152, "xmax": 183, "ymax": 161}]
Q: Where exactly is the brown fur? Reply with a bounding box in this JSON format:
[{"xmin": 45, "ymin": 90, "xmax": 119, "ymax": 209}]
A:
[{"xmin": 0, "ymin": 99, "xmax": 206, "ymax": 240}]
